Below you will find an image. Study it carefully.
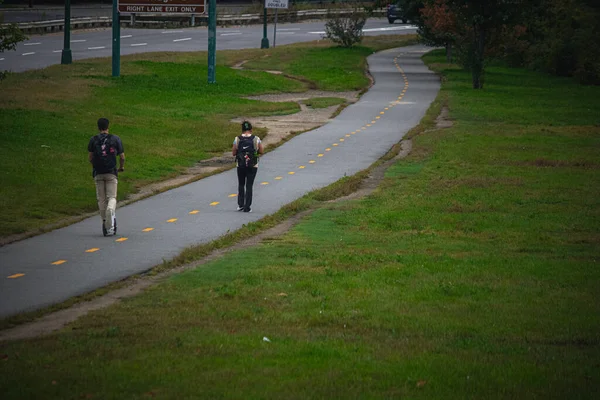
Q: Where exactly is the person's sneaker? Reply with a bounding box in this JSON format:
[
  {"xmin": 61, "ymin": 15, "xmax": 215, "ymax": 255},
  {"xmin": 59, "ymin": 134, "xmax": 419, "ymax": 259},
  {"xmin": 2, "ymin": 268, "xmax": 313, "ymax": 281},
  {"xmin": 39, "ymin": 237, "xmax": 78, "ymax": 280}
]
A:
[
  {"xmin": 106, "ymin": 228, "xmax": 115, "ymax": 236},
  {"xmin": 237, "ymin": 206, "xmax": 244, "ymax": 211},
  {"xmin": 102, "ymin": 221, "xmax": 107, "ymax": 237},
  {"xmin": 243, "ymin": 207, "xmax": 252, "ymax": 213}
]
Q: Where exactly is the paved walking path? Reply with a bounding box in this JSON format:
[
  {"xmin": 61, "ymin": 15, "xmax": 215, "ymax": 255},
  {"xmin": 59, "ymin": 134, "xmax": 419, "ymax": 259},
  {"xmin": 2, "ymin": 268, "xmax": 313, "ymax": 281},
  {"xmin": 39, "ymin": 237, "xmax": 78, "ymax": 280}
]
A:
[{"xmin": 0, "ymin": 45, "xmax": 440, "ymax": 318}]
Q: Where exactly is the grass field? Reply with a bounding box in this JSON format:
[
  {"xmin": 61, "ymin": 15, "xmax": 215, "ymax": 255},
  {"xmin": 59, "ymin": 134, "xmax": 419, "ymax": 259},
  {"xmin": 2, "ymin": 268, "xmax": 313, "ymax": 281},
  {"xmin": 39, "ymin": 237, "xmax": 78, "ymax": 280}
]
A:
[
  {"xmin": 0, "ymin": 35, "xmax": 417, "ymax": 238},
  {"xmin": 0, "ymin": 48, "xmax": 598, "ymax": 398}
]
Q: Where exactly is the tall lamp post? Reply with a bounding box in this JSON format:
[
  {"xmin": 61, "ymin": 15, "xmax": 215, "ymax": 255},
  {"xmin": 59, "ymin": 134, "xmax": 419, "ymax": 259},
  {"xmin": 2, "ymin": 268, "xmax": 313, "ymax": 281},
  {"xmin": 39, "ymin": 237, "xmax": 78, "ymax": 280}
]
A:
[
  {"xmin": 208, "ymin": 0, "xmax": 216, "ymax": 83},
  {"xmin": 261, "ymin": 6, "xmax": 269, "ymax": 49},
  {"xmin": 112, "ymin": 0, "xmax": 120, "ymax": 77},
  {"xmin": 61, "ymin": 0, "xmax": 72, "ymax": 64}
]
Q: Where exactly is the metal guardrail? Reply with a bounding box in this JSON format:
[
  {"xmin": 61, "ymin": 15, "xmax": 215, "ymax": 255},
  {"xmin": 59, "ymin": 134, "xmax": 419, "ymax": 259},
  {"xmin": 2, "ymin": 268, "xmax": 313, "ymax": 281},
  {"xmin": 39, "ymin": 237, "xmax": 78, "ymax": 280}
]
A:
[{"xmin": 5, "ymin": 9, "xmax": 386, "ymax": 34}]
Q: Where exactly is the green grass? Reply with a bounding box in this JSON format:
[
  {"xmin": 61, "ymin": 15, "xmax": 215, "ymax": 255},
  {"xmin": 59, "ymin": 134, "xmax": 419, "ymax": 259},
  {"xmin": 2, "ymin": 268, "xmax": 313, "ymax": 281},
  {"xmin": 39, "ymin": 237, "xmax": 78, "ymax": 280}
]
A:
[
  {"xmin": 0, "ymin": 36, "xmax": 417, "ymax": 237},
  {"xmin": 303, "ymin": 97, "xmax": 347, "ymax": 108},
  {"xmin": 1, "ymin": 50, "xmax": 599, "ymax": 398}
]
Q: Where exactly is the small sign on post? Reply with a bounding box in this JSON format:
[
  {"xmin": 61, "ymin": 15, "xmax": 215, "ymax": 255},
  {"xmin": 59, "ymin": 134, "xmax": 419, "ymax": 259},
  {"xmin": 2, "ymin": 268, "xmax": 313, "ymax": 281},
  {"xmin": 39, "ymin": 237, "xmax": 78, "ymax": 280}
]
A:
[{"xmin": 265, "ymin": 0, "xmax": 289, "ymax": 48}]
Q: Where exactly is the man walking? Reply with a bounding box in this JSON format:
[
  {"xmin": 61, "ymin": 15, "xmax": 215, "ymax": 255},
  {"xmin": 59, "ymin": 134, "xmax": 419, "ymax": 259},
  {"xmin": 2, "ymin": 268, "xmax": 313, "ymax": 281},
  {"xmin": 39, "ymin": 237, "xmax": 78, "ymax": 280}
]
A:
[
  {"xmin": 88, "ymin": 118, "xmax": 125, "ymax": 236},
  {"xmin": 232, "ymin": 121, "xmax": 264, "ymax": 213}
]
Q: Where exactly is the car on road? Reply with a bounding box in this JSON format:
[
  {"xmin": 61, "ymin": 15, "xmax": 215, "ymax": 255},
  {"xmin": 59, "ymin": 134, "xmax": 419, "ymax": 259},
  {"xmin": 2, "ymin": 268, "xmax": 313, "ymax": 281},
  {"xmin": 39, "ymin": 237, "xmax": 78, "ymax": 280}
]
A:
[{"xmin": 387, "ymin": 1, "xmax": 408, "ymax": 24}]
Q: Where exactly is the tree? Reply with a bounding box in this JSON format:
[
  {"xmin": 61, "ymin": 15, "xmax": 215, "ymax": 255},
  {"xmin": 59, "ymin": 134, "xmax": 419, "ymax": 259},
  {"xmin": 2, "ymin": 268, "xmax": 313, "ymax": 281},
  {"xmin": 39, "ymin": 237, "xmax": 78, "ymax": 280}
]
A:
[
  {"xmin": 1, "ymin": 1, "xmax": 27, "ymax": 80},
  {"xmin": 419, "ymin": 0, "xmax": 458, "ymax": 62},
  {"xmin": 417, "ymin": 0, "xmax": 525, "ymax": 89}
]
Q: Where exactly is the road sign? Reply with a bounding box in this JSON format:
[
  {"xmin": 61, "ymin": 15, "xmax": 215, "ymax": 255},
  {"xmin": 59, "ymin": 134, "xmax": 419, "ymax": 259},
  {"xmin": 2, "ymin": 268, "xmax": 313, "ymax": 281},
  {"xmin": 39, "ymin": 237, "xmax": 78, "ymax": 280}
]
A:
[
  {"xmin": 118, "ymin": 0, "xmax": 206, "ymax": 14},
  {"xmin": 265, "ymin": 0, "xmax": 289, "ymax": 9}
]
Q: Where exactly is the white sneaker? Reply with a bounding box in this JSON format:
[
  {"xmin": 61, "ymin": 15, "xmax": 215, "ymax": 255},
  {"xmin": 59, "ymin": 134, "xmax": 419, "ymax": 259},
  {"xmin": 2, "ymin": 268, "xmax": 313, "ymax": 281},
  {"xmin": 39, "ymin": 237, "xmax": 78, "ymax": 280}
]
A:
[
  {"xmin": 106, "ymin": 228, "xmax": 115, "ymax": 236},
  {"xmin": 237, "ymin": 206, "xmax": 244, "ymax": 211}
]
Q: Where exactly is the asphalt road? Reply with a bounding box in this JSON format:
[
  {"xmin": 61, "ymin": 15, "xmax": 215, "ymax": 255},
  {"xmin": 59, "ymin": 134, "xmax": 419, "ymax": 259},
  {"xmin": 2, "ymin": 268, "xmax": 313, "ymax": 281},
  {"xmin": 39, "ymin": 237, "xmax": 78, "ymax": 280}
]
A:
[
  {"xmin": 0, "ymin": 19, "xmax": 417, "ymax": 73},
  {"xmin": 0, "ymin": 27, "xmax": 437, "ymax": 318}
]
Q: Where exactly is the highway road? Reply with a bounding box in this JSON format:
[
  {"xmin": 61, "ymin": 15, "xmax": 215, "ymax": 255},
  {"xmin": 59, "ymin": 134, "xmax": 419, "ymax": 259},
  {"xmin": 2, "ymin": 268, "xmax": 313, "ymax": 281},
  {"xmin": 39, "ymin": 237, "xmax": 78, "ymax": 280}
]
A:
[
  {"xmin": 0, "ymin": 19, "xmax": 417, "ymax": 73},
  {"xmin": 0, "ymin": 20, "xmax": 435, "ymax": 319}
]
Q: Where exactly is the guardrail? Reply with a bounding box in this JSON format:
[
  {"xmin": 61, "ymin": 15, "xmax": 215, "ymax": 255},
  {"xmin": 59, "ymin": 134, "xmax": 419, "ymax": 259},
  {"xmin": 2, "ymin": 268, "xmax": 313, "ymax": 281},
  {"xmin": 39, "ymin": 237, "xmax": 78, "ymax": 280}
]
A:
[{"xmin": 5, "ymin": 8, "xmax": 386, "ymax": 35}]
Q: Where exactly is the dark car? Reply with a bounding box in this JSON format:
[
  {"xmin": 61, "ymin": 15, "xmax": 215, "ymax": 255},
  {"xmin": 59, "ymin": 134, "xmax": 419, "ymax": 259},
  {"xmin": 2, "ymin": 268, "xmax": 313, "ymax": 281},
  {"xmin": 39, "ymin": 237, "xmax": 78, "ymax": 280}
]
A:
[{"xmin": 387, "ymin": 2, "xmax": 408, "ymax": 24}]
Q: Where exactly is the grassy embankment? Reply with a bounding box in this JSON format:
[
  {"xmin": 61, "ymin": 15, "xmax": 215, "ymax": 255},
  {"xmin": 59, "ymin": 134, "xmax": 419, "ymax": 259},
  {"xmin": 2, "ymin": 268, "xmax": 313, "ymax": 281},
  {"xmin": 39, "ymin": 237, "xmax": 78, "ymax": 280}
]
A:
[
  {"xmin": 0, "ymin": 49, "xmax": 598, "ymax": 398},
  {"xmin": 0, "ymin": 35, "xmax": 416, "ymax": 238}
]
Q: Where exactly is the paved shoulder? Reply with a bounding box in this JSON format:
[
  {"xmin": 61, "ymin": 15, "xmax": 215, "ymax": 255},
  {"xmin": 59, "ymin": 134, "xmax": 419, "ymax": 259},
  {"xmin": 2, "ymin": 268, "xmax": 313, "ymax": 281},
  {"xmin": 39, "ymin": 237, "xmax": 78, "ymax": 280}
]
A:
[{"xmin": 0, "ymin": 45, "xmax": 440, "ymax": 318}]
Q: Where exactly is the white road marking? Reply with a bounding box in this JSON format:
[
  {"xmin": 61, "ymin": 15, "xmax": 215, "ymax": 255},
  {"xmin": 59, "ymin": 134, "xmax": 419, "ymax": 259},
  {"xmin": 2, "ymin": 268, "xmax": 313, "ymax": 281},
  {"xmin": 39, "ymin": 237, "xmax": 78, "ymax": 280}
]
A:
[
  {"xmin": 131, "ymin": 43, "xmax": 147, "ymax": 47},
  {"xmin": 24, "ymin": 42, "xmax": 41, "ymax": 46},
  {"xmin": 162, "ymin": 30, "xmax": 183, "ymax": 34},
  {"xmin": 173, "ymin": 37, "xmax": 192, "ymax": 42},
  {"xmin": 220, "ymin": 33, "xmax": 242, "ymax": 36},
  {"xmin": 278, "ymin": 28, "xmax": 300, "ymax": 31},
  {"xmin": 70, "ymin": 39, "xmax": 86, "ymax": 43},
  {"xmin": 22, "ymin": 52, "xmax": 35, "ymax": 56},
  {"xmin": 120, "ymin": 35, "xmax": 133, "ymax": 38},
  {"xmin": 0, "ymin": 58, "xmax": 4, "ymax": 61},
  {"xmin": 276, "ymin": 32, "xmax": 296, "ymax": 35},
  {"xmin": 88, "ymin": 46, "xmax": 106, "ymax": 50},
  {"xmin": 53, "ymin": 50, "xmax": 62, "ymax": 53},
  {"xmin": 309, "ymin": 25, "xmax": 417, "ymax": 35}
]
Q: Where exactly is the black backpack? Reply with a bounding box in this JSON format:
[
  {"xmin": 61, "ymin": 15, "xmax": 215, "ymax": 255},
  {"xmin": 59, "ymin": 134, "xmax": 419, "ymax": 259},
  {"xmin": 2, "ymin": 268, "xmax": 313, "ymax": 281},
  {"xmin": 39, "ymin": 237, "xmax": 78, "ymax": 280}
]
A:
[
  {"xmin": 92, "ymin": 134, "xmax": 117, "ymax": 174},
  {"xmin": 236, "ymin": 135, "xmax": 258, "ymax": 168}
]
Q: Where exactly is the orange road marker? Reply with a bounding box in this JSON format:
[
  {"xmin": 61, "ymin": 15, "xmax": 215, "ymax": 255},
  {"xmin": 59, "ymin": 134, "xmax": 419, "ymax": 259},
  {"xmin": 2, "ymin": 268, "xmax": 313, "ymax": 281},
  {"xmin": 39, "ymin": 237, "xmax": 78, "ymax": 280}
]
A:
[
  {"xmin": 142, "ymin": 227, "xmax": 154, "ymax": 232},
  {"xmin": 210, "ymin": 202, "xmax": 219, "ymax": 206},
  {"xmin": 85, "ymin": 248, "xmax": 100, "ymax": 253},
  {"xmin": 261, "ymin": 182, "xmax": 269, "ymax": 185},
  {"xmin": 7, "ymin": 273, "xmax": 25, "ymax": 279},
  {"xmin": 116, "ymin": 237, "xmax": 128, "ymax": 242},
  {"xmin": 288, "ymin": 171, "xmax": 295, "ymax": 175},
  {"xmin": 189, "ymin": 210, "xmax": 199, "ymax": 214},
  {"xmin": 167, "ymin": 218, "xmax": 178, "ymax": 223},
  {"xmin": 275, "ymin": 176, "xmax": 283, "ymax": 180},
  {"xmin": 228, "ymin": 194, "xmax": 237, "ymax": 197},
  {"xmin": 52, "ymin": 260, "xmax": 66, "ymax": 265}
]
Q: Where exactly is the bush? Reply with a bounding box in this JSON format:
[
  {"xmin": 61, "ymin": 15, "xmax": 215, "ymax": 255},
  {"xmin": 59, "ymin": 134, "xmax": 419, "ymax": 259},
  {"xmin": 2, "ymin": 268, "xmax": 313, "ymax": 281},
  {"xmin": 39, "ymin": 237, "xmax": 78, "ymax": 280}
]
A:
[{"xmin": 324, "ymin": 8, "xmax": 367, "ymax": 47}]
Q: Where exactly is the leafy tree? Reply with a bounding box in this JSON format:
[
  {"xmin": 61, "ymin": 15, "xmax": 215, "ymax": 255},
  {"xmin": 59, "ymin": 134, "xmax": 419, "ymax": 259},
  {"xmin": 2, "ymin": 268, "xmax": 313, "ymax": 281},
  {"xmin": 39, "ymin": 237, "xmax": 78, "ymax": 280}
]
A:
[
  {"xmin": 419, "ymin": 0, "xmax": 458, "ymax": 62},
  {"xmin": 1, "ymin": 1, "xmax": 27, "ymax": 80}
]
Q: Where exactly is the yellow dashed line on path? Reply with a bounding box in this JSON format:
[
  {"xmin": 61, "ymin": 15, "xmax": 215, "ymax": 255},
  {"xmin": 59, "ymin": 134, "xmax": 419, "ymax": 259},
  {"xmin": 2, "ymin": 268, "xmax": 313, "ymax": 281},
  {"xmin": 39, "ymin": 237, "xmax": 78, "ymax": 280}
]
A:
[
  {"xmin": 7, "ymin": 273, "xmax": 24, "ymax": 279},
  {"xmin": 345, "ymin": 134, "xmax": 350, "ymax": 137},
  {"xmin": 318, "ymin": 154, "xmax": 324, "ymax": 157},
  {"xmin": 261, "ymin": 182, "xmax": 269, "ymax": 185},
  {"xmin": 167, "ymin": 218, "xmax": 178, "ymax": 223},
  {"xmin": 384, "ymin": 107, "xmax": 389, "ymax": 110},
  {"xmin": 52, "ymin": 260, "xmax": 66, "ymax": 265},
  {"xmin": 275, "ymin": 176, "xmax": 283, "ymax": 180},
  {"xmin": 325, "ymin": 148, "xmax": 331, "ymax": 151},
  {"xmin": 376, "ymin": 116, "xmax": 381, "ymax": 119},
  {"xmin": 340, "ymin": 139, "xmax": 345, "ymax": 142},
  {"xmin": 367, "ymin": 124, "xmax": 372, "ymax": 127},
  {"xmin": 371, "ymin": 120, "xmax": 376, "ymax": 123},
  {"xmin": 85, "ymin": 248, "xmax": 100, "ymax": 253},
  {"xmin": 380, "ymin": 112, "xmax": 385, "ymax": 115},
  {"xmin": 116, "ymin": 237, "xmax": 128, "ymax": 242},
  {"xmin": 228, "ymin": 194, "xmax": 237, "ymax": 198},
  {"xmin": 189, "ymin": 210, "xmax": 199, "ymax": 214},
  {"xmin": 210, "ymin": 202, "xmax": 219, "ymax": 206},
  {"xmin": 333, "ymin": 143, "xmax": 338, "ymax": 146},
  {"xmin": 298, "ymin": 166, "xmax": 305, "ymax": 169},
  {"xmin": 288, "ymin": 171, "xmax": 295, "ymax": 175},
  {"xmin": 309, "ymin": 160, "xmax": 316, "ymax": 164},
  {"xmin": 142, "ymin": 227, "xmax": 154, "ymax": 232}
]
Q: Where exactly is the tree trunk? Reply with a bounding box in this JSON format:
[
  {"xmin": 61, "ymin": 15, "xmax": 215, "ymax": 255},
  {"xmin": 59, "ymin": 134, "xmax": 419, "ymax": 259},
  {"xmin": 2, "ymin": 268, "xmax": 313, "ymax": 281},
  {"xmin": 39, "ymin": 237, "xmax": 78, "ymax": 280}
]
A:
[
  {"xmin": 446, "ymin": 43, "xmax": 453, "ymax": 63},
  {"xmin": 472, "ymin": 25, "xmax": 486, "ymax": 89}
]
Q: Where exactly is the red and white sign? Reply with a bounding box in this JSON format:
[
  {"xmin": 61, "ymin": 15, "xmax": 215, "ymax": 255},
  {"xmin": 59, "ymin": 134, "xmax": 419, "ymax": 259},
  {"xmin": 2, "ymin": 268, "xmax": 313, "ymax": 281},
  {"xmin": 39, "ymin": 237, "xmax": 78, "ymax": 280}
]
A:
[{"xmin": 118, "ymin": 0, "xmax": 206, "ymax": 14}]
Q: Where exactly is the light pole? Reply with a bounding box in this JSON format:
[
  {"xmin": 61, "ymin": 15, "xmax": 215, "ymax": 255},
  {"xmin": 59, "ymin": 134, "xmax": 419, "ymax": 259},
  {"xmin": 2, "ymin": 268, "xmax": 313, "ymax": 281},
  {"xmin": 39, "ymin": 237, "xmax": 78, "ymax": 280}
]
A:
[
  {"xmin": 208, "ymin": 0, "xmax": 216, "ymax": 83},
  {"xmin": 261, "ymin": 7, "xmax": 269, "ymax": 49},
  {"xmin": 61, "ymin": 0, "xmax": 72, "ymax": 64},
  {"xmin": 112, "ymin": 0, "xmax": 120, "ymax": 77}
]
